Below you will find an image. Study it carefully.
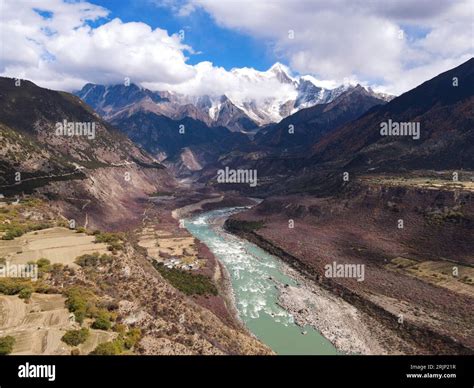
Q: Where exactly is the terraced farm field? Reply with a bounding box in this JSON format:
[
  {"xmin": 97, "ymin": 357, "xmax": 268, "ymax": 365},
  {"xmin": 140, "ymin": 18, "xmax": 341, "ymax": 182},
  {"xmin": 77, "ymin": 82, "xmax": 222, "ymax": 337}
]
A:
[
  {"xmin": 0, "ymin": 293, "xmax": 115, "ymax": 355},
  {"xmin": 0, "ymin": 227, "xmax": 108, "ymax": 267}
]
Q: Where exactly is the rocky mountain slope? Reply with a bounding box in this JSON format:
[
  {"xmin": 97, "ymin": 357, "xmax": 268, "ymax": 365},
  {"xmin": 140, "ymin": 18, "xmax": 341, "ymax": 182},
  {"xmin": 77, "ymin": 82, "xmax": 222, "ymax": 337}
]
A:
[
  {"xmin": 109, "ymin": 110, "xmax": 250, "ymax": 159},
  {"xmin": 192, "ymin": 85, "xmax": 389, "ymax": 190},
  {"xmin": 0, "ymin": 78, "xmax": 273, "ymax": 356},
  {"xmin": 311, "ymin": 58, "xmax": 474, "ymax": 172},
  {"xmin": 0, "ymin": 77, "xmax": 174, "ymax": 229},
  {"xmin": 76, "ymin": 83, "xmax": 258, "ymax": 133},
  {"xmin": 202, "ymin": 58, "xmax": 473, "ymax": 196}
]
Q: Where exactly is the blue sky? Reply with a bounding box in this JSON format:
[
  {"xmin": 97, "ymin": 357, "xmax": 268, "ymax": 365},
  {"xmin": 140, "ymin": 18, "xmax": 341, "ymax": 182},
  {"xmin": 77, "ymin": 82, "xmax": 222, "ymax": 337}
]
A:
[{"xmin": 89, "ymin": 0, "xmax": 276, "ymax": 71}]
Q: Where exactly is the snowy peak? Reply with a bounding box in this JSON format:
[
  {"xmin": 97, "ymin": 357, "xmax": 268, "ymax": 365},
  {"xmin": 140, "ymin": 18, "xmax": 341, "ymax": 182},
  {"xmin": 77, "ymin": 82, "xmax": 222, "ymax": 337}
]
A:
[
  {"xmin": 268, "ymin": 62, "xmax": 295, "ymax": 84},
  {"xmin": 295, "ymin": 78, "xmax": 325, "ymax": 109},
  {"xmin": 76, "ymin": 64, "xmax": 395, "ymax": 132}
]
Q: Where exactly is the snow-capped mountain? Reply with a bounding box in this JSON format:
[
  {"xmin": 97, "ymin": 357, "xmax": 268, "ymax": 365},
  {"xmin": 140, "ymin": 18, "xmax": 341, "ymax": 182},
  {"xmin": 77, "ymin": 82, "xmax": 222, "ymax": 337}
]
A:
[{"xmin": 76, "ymin": 63, "xmax": 394, "ymax": 132}]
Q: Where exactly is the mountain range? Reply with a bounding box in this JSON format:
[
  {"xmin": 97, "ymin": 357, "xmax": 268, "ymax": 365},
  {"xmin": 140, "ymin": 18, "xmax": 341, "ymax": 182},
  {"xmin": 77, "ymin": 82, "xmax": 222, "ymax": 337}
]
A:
[
  {"xmin": 76, "ymin": 63, "xmax": 393, "ymax": 134},
  {"xmin": 74, "ymin": 64, "xmax": 396, "ymax": 178},
  {"xmin": 187, "ymin": 58, "xmax": 473, "ymax": 195},
  {"xmin": 255, "ymin": 84, "xmax": 389, "ymax": 150},
  {"xmin": 311, "ymin": 57, "xmax": 474, "ymax": 172},
  {"xmin": 2, "ymin": 58, "xmax": 472, "ymax": 200}
]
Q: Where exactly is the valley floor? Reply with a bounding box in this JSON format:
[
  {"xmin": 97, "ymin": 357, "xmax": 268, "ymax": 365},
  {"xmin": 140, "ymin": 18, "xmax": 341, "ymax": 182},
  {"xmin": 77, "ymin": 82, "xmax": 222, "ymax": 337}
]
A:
[{"xmin": 1, "ymin": 170, "xmax": 472, "ymax": 355}]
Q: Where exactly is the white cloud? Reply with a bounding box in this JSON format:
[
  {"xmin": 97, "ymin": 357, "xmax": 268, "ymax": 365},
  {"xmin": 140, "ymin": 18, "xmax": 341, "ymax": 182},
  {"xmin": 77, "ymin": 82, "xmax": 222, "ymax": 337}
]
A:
[
  {"xmin": 0, "ymin": 0, "xmax": 296, "ymax": 102},
  {"xmin": 0, "ymin": 0, "xmax": 472, "ymax": 97},
  {"xmin": 0, "ymin": 0, "xmax": 299, "ymax": 103},
  {"xmin": 143, "ymin": 61, "xmax": 298, "ymax": 104},
  {"xmin": 0, "ymin": 0, "xmax": 195, "ymax": 90},
  {"xmin": 184, "ymin": 0, "xmax": 473, "ymax": 94}
]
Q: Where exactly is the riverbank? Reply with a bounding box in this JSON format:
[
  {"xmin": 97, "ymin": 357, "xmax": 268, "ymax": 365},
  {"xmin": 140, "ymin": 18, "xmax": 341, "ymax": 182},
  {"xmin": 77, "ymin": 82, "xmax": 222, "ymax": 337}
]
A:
[
  {"xmin": 223, "ymin": 197, "xmax": 474, "ymax": 355},
  {"xmin": 133, "ymin": 197, "xmax": 274, "ymax": 354},
  {"xmin": 276, "ymin": 266, "xmax": 407, "ymax": 354},
  {"xmin": 224, "ymin": 222, "xmax": 419, "ymax": 354}
]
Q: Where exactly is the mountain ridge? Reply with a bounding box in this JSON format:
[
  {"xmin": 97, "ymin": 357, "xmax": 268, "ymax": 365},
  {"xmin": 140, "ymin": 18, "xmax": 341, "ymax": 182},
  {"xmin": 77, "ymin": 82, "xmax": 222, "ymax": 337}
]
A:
[
  {"xmin": 75, "ymin": 64, "xmax": 394, "ymax": 133},
  {"xmin": 311, "ymin": 57, "xmax": 474, "ymax": 171}
]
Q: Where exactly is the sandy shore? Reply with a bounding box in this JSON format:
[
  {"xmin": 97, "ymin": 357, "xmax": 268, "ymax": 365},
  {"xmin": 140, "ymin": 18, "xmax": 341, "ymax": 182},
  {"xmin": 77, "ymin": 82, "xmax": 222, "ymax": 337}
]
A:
[
  {"xmin": 171, "ymin": 195, "xmax": 224, "ymax": 220},
  {"xmin": 275, "ymin": 265, "xmax": 408, "ymax": 354}
]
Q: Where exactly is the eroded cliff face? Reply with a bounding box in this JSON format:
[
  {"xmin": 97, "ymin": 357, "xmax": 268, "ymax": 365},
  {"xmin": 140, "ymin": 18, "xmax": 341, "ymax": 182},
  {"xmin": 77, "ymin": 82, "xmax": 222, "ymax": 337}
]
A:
[{"xmin": 36, "ymin": 165, "xmax": 176, "ymax": 231}]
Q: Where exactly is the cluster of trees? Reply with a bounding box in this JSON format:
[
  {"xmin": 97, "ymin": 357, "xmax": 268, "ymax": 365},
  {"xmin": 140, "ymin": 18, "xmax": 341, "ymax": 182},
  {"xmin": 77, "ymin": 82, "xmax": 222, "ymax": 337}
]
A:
[
  {"xmin": 90, "ymin": 327, "xmax": 142, "ymax": 355},
  {"xmin": 74, "ymin": 253, "xmax": 114, "ymax": 267},
  {"xmin": 0, "ymin": 336, "xmax": 15, "ymax": 355},
  {"xmin": 152, "ymin": 261, "xmax": 217, "ymax": 296},
  {"xmin": 64, "ymin": 286, "xmax": 115, "ymax": 329},
  {"xmin": 61, "ymin": 328, "xmax": 90, "ymax": 346},
  {"xmin": 1, "ymin": 222, "xmax": 52, "ymax": 240},
  {"xmin": 93, "ymin": 231, "xmax": 125, "ymax": 253}
]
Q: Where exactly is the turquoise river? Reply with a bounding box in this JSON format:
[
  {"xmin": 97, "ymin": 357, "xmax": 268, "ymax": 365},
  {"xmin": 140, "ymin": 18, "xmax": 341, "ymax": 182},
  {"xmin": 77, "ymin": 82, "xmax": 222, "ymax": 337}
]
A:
[{"xmin": 184, "ymin": 206, "xmax": 337, "ymax": 355}]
